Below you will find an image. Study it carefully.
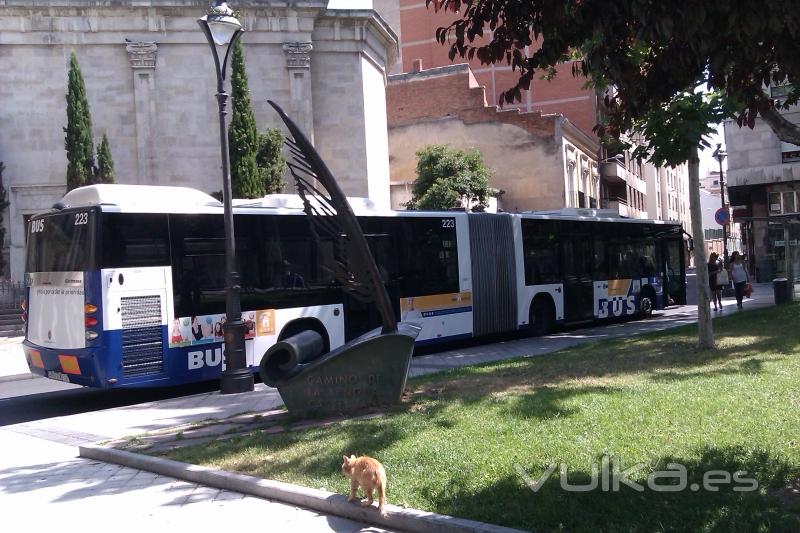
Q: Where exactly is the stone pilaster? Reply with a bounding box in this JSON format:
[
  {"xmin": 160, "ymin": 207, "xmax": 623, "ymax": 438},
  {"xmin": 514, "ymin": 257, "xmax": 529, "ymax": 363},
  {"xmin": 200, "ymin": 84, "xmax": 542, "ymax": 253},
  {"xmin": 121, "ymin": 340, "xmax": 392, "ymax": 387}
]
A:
[
  {"xmin": 126, "ymin": 41, "xmax": 158, "ymax": 185},
  {"xmin": 282, "ymin": 42, "xmax": 314, "ymax": 145}
]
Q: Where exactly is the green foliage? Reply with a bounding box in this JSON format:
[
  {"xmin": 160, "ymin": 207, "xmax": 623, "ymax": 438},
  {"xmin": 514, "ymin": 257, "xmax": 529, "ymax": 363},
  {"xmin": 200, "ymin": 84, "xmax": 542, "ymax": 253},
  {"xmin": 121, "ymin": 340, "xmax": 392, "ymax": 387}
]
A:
[
  {"xmin": 257, "ymin": 128, "xmax": 286, "ymax": 194},
  {"xmin": 431, "ymin": 0, "xmax": 800, "ymax": 143},
  {"xmin": 64, "ymin": 52, "xmax": 94, "ymax": 191},
  {"xmin": 94, "ymin": 133, "xmax": 116, "ymax": 184},
  {"xmin": 627, "ymin": 92, "xmax": 736, "ymax": 168},
  {"xmin": 407, "ymin": 145, "xmax": 491, "ymax": 211},
  {"xmin": 228, "ymin": 40, "xmax": 261, "ymax": 199}
]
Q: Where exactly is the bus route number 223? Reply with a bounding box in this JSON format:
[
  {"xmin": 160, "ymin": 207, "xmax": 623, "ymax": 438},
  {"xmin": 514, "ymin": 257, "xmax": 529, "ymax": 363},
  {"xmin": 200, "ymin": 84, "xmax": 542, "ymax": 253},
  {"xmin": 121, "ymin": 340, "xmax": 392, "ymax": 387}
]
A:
[
  {"xmin": 74, "ymin": 213, "xmax": 89, "ymax": 225},
  {"xmin": 441, "ymin": 218, "xmax": 455, "ymax": 228}
]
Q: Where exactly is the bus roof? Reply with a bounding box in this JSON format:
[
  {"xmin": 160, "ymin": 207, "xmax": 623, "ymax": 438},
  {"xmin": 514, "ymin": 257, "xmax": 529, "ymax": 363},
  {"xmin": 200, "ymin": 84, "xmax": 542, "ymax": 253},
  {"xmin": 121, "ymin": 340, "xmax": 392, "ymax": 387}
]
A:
[
  {"xmin": 56, "ymin": 185, "xmax": 390, "ymax": 216},
  {"xmin": 59, "ymin": 184, "xmax": 222, "ymax": 210}
]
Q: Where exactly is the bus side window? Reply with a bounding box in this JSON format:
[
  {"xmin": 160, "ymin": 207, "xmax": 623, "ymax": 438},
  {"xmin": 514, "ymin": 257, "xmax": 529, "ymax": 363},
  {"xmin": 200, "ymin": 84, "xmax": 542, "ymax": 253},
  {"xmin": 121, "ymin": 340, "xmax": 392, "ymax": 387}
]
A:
[
  {"xmin": 521, "ymin": 219, "xmax": 560, "ymax": 285},
  {"xmin": 396, "ymin": 217, "xmax": 459, "ymax": 297},
  {"xmin": 101, "ymin": 213, "xmax": 169, "ymax": 268},
  {"xmin": 593, "ymin": 234, "xmax": 608, "ymax": 280}
]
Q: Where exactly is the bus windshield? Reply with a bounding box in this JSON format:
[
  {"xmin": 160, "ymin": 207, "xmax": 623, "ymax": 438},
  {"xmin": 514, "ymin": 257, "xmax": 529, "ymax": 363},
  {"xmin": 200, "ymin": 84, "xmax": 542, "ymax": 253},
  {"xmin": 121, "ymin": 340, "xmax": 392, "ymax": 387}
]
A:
[{"xmin": 26, "ymin": 209, "xmax": 97, "ymax": 273}]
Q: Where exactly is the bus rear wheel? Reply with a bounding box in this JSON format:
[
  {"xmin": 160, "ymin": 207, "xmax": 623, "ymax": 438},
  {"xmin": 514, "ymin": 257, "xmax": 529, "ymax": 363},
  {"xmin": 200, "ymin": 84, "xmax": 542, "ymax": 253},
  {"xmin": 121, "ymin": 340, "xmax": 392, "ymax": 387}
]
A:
[
  {"xmin": 529, "ymin": 298, "xmax": 555, "ymax": 336},
  {"xmin": 639, "ymin": 288, "xmax": 655, "ymax": 318}
]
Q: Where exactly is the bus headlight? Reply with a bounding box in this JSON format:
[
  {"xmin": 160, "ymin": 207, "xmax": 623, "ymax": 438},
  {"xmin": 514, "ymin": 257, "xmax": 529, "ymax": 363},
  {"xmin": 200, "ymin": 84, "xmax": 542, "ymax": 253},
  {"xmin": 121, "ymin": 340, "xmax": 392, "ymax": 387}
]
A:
[{"xmin": 85, "ymin": 331, "xmax": 99, "ymax": 341}]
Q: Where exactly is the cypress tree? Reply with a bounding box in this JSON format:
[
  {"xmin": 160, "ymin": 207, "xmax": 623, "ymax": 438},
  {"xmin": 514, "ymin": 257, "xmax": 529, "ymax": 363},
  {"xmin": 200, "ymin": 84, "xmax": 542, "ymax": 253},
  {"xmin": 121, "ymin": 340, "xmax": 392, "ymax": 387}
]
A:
[
  {"xmin": 257, "ymin": 128, "xmax": 287, "ymax": 194},
  {"xmin": 95, "ymin": 133, "xmax": 116, "ymax": 184},
  {"xmin": 228, "ymin": 40, "xmax": 261, "ymax": 199},
  {"xmin": 64, "ymin": 52, "xmax": 94, "ymax": 191}
]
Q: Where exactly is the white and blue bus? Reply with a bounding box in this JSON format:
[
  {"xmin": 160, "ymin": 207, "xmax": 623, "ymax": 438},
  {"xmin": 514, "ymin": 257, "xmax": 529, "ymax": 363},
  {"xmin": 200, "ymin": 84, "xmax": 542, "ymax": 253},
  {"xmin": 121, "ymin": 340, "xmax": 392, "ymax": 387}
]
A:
[{"xmin": 23, "ymin": 184, "xmax": 686, "ymax": 388}]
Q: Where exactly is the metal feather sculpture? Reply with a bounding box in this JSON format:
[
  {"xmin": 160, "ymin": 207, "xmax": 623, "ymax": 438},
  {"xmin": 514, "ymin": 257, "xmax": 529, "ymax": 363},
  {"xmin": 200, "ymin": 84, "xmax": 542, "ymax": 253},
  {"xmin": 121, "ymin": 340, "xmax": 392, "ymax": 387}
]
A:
[{"xmin": 268, "ymin": 100, "xmax": 396, "ymax": 334}]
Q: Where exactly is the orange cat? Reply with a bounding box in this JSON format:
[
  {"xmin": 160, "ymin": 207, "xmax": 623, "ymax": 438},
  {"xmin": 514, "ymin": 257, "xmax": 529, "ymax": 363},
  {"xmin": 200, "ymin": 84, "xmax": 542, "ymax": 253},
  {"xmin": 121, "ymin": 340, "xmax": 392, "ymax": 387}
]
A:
[{"xmin": 341, "ymin": 454, "xmax": 387, "ymax": 516}]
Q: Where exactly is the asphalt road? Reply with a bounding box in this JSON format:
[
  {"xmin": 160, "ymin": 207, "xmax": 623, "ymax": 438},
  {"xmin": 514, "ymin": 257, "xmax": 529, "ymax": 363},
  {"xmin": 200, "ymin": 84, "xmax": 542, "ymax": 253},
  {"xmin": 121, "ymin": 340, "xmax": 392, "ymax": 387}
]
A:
[{"xmin": 0, "ymin": 378, "xmax": 222, "ymax": 427}]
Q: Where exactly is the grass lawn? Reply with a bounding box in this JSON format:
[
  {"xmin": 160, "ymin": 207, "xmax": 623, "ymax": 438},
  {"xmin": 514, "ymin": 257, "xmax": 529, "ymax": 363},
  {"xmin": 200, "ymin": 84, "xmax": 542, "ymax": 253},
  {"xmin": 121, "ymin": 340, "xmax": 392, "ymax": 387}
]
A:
[{"xmin": 160, "ymin": 305, "xmax": 800, "ymax": 532}]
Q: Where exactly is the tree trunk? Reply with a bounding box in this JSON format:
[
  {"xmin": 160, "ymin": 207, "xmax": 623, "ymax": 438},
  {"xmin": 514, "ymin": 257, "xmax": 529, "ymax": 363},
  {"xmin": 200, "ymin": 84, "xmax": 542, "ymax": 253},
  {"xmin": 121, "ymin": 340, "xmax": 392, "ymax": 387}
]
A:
[{"xmin": 688, "ymin": 146, "xmax": 715, "ymax": 349}]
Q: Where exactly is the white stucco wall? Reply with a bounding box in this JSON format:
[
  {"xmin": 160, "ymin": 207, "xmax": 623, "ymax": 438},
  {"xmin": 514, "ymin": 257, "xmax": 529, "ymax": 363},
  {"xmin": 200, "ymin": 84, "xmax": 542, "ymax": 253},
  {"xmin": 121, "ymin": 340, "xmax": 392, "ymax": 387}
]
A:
[{"xmin": 388, "ymin": 117, "xmax": 565, "ymax": 212}]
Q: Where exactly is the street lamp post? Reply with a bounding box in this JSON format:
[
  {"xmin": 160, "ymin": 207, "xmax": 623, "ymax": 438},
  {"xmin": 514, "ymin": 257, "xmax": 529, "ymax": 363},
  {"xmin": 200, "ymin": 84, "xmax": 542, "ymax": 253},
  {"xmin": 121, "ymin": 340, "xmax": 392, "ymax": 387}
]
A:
[
  {"xmin": 198, "ymin": 1, "xmax": 253, "ymax": 394},
  {"xmin": 713, "ymin": 144, "xmax": 729, "ymax": 268}
]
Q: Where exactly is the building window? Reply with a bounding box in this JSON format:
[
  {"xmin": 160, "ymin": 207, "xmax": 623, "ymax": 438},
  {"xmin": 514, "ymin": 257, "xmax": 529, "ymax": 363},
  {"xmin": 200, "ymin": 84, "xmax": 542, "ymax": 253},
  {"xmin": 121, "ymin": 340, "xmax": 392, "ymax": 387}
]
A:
[
  {"xmin": 783, "ymin": 191, "xmax": 797, "ymax": 214},
  {"xmin": 769, "ymin": 191, "xmax": 783, "ymax": 215}
]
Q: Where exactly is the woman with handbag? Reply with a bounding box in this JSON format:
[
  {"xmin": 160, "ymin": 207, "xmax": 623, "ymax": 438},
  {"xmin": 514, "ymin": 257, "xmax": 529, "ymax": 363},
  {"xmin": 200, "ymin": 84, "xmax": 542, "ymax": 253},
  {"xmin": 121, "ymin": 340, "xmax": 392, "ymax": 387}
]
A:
[
  {"xmin": 707, "ymin": 252, "xmax": 723, "ymax": 311},
  {"xmin": 728, "ymin": 251, "xmax": 749, "ymax": 310}
]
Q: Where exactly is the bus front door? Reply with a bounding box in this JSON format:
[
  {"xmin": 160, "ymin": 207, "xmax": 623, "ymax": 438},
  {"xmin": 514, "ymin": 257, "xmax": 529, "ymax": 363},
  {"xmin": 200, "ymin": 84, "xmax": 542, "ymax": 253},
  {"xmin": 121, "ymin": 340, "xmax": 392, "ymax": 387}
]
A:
[
  {"xmin": 662, "ymin": 238, "xmax": 686, "ymax": 305},
  {"xmin": 563, "ymin": 237, "xmax": 595, "ymax": 322}
]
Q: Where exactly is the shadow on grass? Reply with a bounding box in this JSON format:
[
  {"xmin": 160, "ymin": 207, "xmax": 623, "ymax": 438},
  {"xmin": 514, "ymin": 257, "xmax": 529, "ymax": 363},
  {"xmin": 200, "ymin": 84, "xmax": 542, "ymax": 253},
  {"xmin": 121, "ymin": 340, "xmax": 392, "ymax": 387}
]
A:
[
  {"xmin": 649, "ymin": 356, "xmax": 772, "ymax": 383},
  {"xmin": 500, "ymin": 385, "xmax": 621, "ymax": 420},
  {"xmin": 163, "ymin": 407, "xmax": 443, "ymax": 486},
  {"xmin": 408, "ymin": 304, "xmax": 800, "ymax": 402},
  {"xmin": 427, "ymin": 445, "xmax": 800, "ymax": 533}
]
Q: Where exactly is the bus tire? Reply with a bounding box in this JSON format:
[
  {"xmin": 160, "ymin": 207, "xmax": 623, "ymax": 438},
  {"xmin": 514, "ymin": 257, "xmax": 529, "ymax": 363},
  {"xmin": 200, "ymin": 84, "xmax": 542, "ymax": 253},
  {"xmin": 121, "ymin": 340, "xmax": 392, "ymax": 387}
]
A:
[
  {"xmin": 279, "ymin": 319, "xmax": 330, "ymax": 354},
  {"xmin": 639, "ymin": 287, "xmax": 656, "ymax": 318},
  {"xmin": 529, "ymin": 296, "xmax": 555, "ymax": 336}
]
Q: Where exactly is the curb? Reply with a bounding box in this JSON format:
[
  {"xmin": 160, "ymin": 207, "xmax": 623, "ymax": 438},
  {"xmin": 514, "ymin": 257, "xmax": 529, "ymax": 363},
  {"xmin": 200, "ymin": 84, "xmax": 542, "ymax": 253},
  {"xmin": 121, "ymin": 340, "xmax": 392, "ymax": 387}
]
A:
[
  {"xmin": 0, "ymin": 372, "xmax": 36, "ymax": 383},
  {"xmin": 79, "ymin": 443, "xmax": 527, "ymax": 533}
]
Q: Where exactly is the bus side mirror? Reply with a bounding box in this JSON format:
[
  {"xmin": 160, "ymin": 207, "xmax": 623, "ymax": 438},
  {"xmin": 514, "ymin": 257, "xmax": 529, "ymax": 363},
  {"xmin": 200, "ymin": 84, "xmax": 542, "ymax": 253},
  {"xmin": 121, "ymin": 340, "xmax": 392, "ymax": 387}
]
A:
[{"xmin": 687, "ymin": 238, "xmax": 694, "ymax": 252}]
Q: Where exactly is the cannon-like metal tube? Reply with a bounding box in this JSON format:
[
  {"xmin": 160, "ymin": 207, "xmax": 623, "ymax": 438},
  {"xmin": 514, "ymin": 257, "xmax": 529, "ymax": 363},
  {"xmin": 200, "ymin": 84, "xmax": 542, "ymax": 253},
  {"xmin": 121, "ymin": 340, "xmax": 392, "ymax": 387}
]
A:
[{"xmin": 259, "ymin": 330, "xmax": 324, "ymax": 387}]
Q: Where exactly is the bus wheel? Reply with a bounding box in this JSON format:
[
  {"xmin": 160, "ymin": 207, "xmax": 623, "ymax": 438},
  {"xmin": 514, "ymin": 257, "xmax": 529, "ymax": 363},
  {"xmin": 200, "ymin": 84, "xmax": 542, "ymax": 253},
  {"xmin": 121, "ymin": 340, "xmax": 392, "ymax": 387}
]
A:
[
  {"xmin": 529, "ymin": 298, "xmax": 555, "ymax": 336},
  {"xmin": 639, "ymin": 288, "xmax": 655, "ymax": 318}
]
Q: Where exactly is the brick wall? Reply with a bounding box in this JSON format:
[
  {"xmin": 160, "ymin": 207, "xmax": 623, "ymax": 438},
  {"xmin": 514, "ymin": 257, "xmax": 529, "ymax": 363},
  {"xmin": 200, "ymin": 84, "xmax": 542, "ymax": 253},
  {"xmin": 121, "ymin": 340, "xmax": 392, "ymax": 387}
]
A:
[{"xmin": 387, "ymin": 65, "xmax": 556, "ymax": 140}]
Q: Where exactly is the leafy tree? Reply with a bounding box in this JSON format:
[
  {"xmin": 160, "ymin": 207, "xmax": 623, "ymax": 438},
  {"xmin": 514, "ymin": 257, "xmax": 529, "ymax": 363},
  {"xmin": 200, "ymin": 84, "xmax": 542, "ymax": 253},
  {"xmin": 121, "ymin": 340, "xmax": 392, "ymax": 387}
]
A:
[
  {"xmin": 429, "ymin": 0, "xmax": 800, "ymax": 144},
  {"xmin": 64, "ymin": 52, "xmax": 95, "ymax": 191},
  {"xmin": 228, "ymin": 39, "xmax": 261, "ymax": 199},
  {"xmin": 626, "ymin": 92, "xmax": 734, "ymax": 349},
  {"xmin": 407, "ymin": 144, "xmax": 491, "ymax": 210},
  {"xmin": 257, "ymin": 128, "xmax": 287, "ymax": 194},
  {"xmin": 94, "ymin": 133, "xmax": 116, "ymax": 184}
]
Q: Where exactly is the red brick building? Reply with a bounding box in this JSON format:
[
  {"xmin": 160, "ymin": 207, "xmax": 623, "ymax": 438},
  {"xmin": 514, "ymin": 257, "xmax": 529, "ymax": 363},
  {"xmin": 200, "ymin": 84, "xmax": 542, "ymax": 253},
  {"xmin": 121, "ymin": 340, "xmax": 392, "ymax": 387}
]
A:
[
  {"xmin": 398, "ymin": 1, "xmax": 603, "ymax": 137},
  {"xmin": 387, "ymin": 64, "xmax": 601, "ymax": 212}
]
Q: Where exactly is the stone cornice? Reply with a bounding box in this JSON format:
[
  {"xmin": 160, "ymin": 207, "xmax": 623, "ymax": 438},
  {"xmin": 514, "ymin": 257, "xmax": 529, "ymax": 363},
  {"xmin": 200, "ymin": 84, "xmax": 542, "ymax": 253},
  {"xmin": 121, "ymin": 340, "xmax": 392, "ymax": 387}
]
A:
[{"xmin": 0, "ymin": 1, "xmax": 326, "ymax": 8}]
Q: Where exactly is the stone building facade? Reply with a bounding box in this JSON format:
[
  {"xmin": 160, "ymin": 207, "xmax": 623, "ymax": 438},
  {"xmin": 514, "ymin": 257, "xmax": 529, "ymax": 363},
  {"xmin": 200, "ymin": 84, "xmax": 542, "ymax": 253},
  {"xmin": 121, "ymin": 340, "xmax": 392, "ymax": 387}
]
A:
[
  {"xmin": 0, "ymin": 1, "xmax": 399, "ymax": 280},
  {"xmin": 725, "ymin": 93, "xmax": 800, "ymax": 283},
  {"xmin": 386, "ymin": 64, "xmax": 600, "ymax": 212}
]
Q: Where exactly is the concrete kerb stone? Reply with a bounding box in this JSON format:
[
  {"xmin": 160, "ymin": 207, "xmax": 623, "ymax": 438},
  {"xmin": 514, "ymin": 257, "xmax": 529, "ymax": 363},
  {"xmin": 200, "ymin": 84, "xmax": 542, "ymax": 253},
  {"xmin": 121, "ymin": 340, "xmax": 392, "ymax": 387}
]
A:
[
  {"xmin": 0, "ymin": 372, "xmax": 35, "ymax": 383},
  {"xmin": 78, "ymin": 443, "xmax": 527, "ymax": 533}
]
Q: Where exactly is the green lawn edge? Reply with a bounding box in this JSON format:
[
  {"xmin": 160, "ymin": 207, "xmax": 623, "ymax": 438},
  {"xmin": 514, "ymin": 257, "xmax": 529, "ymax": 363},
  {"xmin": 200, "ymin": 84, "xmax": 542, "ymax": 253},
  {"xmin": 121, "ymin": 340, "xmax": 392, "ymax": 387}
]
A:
[{"xmin": 160, "ymin": 304, "xmax": 800, "ymax": 532}]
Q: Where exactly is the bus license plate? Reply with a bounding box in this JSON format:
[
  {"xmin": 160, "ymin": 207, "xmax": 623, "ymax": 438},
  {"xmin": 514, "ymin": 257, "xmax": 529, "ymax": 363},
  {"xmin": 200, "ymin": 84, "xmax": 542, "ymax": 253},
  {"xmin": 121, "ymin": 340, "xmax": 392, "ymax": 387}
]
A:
[{"xmin": 47, "ymin": 371, "xmax": 70, "ymax": 383}]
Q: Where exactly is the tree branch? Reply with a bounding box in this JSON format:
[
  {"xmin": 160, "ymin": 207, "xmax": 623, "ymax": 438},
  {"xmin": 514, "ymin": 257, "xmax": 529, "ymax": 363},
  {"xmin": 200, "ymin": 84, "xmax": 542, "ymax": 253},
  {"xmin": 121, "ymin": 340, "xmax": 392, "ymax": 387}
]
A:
[{"xmin": 758, "ymin": 106, "xmax": 800, "ymax": 146}]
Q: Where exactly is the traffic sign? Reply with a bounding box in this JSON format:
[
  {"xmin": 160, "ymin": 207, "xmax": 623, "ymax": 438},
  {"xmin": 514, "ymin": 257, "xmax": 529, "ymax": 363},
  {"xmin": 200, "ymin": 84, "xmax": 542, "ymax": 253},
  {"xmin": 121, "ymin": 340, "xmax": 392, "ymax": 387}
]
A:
[{"xmin": 714, "ymin": 207, "xmax": 730, "ymax": 226}]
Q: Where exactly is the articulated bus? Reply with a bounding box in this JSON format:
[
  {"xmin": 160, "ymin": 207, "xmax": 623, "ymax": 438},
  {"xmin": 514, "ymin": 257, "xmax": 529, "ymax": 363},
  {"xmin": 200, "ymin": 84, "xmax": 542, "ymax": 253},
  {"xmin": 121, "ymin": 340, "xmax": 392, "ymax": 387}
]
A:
[{"xmin": 23, "ymin": 185, "xmax": 686, "ymax": 388}]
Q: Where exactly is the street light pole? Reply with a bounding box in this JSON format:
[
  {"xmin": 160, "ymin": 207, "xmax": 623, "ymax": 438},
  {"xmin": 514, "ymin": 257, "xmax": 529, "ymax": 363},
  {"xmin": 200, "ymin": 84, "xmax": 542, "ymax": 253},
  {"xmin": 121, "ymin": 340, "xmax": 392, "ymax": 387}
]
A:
[
  {"xmin": 713, "ymin": 144, "xmax": 729, "ymax": 268},
  {"xmin": 198, "ymin": 1, "xmax": 253, "ymax": 394}
]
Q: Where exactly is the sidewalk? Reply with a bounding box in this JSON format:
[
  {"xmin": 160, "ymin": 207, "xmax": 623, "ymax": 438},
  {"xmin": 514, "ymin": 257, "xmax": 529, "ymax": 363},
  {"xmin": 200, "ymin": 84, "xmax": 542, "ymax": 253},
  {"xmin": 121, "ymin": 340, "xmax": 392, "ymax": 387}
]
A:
[
  {"xmin": 0, "ymin": 334, "xmax": 29, "ymax": 381},
  {"xmin": 0, "ymin": 285, "xmax": 780, "ymax": 532}
]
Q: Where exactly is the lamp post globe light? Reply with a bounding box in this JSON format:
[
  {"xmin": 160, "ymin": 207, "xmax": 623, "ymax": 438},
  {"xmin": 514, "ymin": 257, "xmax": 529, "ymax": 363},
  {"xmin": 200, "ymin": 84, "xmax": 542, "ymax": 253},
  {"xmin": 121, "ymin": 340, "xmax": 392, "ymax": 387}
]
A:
[
  {"xmin": 713, "ymin": 143, "xmax": 729, "ymax": 268},
  {"xmin": 198, "ymin": 1, "xmax": 253, "ymax": 394}
]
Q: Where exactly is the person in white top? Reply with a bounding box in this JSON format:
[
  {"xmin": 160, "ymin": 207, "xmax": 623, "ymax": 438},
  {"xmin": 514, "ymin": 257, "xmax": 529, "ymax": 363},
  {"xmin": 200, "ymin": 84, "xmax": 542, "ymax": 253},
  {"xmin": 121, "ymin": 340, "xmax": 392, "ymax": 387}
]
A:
[{"xmin": 728, "ymin": 251, "xmax": 749, "ymax": 309}]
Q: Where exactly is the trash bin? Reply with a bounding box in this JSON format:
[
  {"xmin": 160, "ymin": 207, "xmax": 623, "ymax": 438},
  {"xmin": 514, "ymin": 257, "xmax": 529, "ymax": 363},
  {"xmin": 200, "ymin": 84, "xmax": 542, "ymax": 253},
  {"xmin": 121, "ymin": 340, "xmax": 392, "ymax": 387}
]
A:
[{"xmin": 773, "ymin": 278, "xmax": 792, "ymax": 305}]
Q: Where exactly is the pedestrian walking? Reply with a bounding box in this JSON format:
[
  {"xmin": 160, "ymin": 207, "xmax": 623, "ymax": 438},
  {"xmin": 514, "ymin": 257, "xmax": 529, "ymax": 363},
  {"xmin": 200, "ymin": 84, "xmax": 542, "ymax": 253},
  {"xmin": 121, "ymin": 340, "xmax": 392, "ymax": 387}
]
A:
[
  {"xmin": 728, "ymin": 251, "xmax": 749, "ymax": 310},
  {"xmin": 707, "ymin": 252, "xmax": 723, "ymax": 311}
]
